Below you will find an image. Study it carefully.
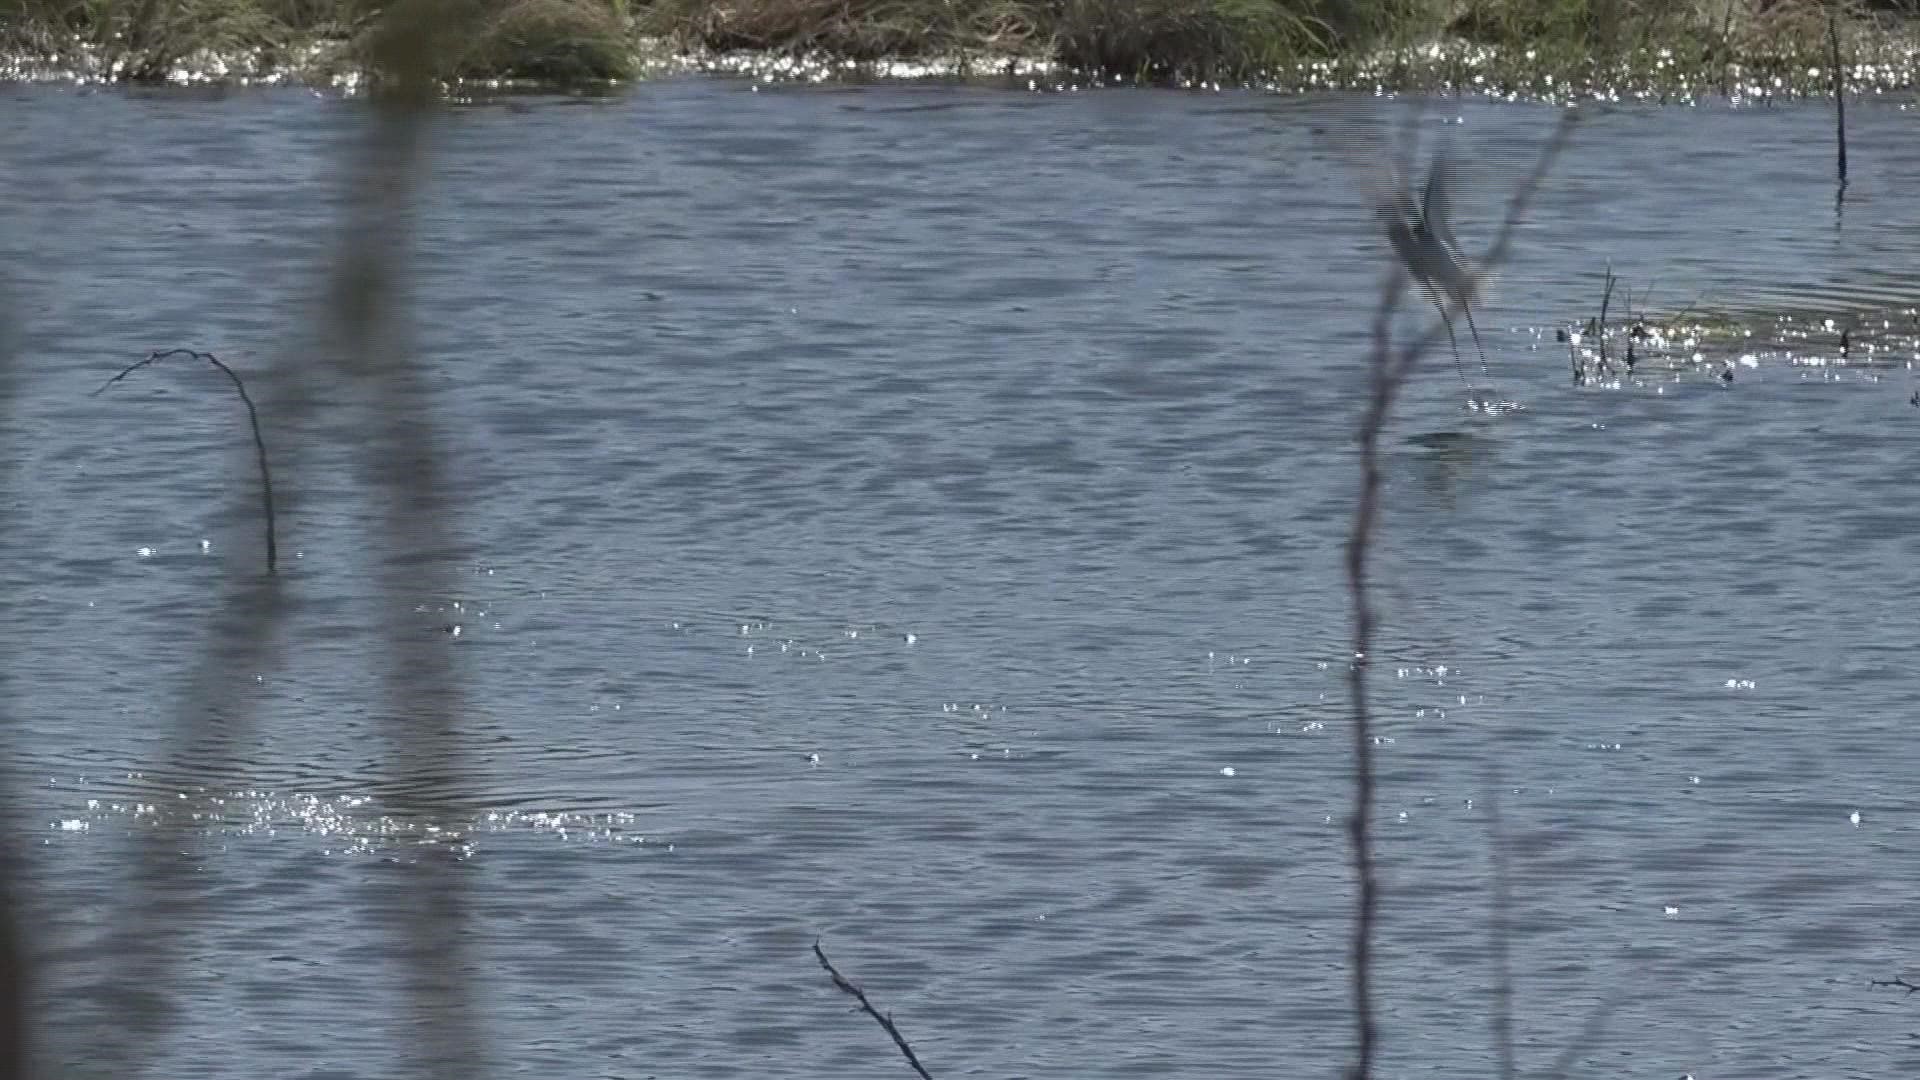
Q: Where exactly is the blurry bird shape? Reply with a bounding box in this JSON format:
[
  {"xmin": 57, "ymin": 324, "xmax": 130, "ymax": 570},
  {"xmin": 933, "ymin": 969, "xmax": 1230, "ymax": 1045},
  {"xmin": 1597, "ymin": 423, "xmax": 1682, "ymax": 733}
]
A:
[{"xmin": 1375, "ymin": 144, "xmax": 1491, "ymax": 396}]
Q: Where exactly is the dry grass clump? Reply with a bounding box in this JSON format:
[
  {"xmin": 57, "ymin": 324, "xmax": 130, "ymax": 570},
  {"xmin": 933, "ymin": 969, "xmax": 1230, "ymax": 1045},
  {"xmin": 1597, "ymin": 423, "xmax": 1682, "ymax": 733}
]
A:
[
  {"xmin": 1445, "ymin": 0, "xmax": 1910, "ymax": 62},
  {"xmin": 1041, "ymin": 0, "xmax": 1331, "ymax": 80},
  {"xmin": 4, "ymin": 0, "xmax": 1919, "ymax": 85},
  {"xmin": 453, "ymin": 0, "xmax": 632, "ymax": 79},
  {"xmin": 634, "ymin": 0, "xmax": 1036, "ymax": 62},
  {"xmin": 1, "ymin": 0, "xmax": 295, "ymax": 78},
  {"xmin": 638, "ymin": 0, "xmax": 1352, "ymax": 79},
  {"xmin": 0, "ymin": 0, "xmax": 633, "ymax": 81}
]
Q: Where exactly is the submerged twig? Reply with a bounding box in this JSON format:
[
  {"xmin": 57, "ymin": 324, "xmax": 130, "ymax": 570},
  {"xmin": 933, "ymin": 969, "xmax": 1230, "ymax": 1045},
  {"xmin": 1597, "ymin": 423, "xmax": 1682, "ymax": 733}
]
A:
[
  {"xmin": 813, "ymin": 941, "xmax": 935, "ymax": 1080},
  {"xmin": 84, "ymin": 359, "xmax": 293, "ymax": 1072},
  {"xmin": 92, "ymin": 348, "xmax": 278, "ymax": 573},
  {"xmin": 1871, "ymin": 976, "xmax": 1920, "ymax": 994},
  {"xmin": 1345, "ymin": 106, "xmax": 1577, "ymax": 1080},
  {"xmin": 1487, "ymin": 770, "xmax": 1515, "ymax": 1080}
]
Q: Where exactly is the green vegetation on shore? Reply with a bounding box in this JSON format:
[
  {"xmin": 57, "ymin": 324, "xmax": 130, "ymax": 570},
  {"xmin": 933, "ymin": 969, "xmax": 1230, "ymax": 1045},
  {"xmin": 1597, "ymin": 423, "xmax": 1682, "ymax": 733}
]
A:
[{"xmin": 2, "ymin": 0, "xmax": 1918, "ymax": 89}]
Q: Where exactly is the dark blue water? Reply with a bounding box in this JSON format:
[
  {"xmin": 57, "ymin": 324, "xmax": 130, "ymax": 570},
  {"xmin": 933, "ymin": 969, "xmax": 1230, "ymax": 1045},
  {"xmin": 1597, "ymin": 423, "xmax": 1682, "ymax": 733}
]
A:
[{"xmin": 3, "ymin": 79, "xmax": 1920, "ymax": 1079}]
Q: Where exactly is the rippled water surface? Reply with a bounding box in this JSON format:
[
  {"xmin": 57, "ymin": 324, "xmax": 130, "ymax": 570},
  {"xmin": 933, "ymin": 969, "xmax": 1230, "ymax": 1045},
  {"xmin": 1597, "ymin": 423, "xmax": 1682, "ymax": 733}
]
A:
[{"xmin": 4, "ymin": 80, "xmax": 1920, "ymax": 1079}]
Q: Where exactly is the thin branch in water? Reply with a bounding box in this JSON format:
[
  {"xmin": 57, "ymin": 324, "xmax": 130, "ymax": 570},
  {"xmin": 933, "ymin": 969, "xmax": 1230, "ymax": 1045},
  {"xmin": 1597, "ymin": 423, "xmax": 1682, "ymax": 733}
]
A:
[
  {"xmin": 1345, "ymin": 105, "xmax": 1576, "ymax": 1080},
  {"xmin": 812, "ymin": 940, "xmax": 935, "ymax": 1080},
  {"xmin": 1830, "ymin": 6, "xmax": 1848, "ymax": 196},
  {"xmin": 1596, "ymin": 264, "xmax": 1617, "ymax": 375},
  {"xmin": 82, "ymin": 348, "xmax": 291, "ymax": 1079},
  {"xmin": 1624, "ymin": 278, "xmax": 1650, "ymax": 371},
  {"xmin": 1486, "ymin": 769, "xmax": 1515, "ymax": 1080},
  {"xmin": 92, "ymin": 348, "xmax": 278, "ymax": 573},
  {"xmin": 1347, "ymin": 263, "xmax": 1404, "ymax": 1080},
  {"xmin": 1871, "ymin": 976, "xmax": 1920, "ymax": 994}
]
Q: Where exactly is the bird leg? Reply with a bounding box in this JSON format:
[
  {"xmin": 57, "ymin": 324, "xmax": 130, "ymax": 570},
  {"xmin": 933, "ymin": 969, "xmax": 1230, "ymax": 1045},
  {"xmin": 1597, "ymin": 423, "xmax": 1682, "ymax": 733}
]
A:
[
  {"xmin": 1431, "ymin": 294, "xmax": 1476, "ymax": 395},
  {"xmin": 1459, "ymin": 298, "xmax": 1491, "ymax": 382}
]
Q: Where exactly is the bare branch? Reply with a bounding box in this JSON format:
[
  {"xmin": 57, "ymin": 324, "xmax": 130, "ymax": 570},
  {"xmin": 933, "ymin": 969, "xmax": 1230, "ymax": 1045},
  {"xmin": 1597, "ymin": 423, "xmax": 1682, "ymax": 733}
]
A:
[
  {"xmin": 1597, "ymin": 264, "xmax": 1616, "ymax": 373},
  {"xmin": 1345, "ymin": 104, "xmax": 1576, "ymax": 1080},
  {"xmin": 812, "ymin": 940, "xmax": 935, "ymax": 1080},
  {"xmin": 1830, "ymin": 6, "xmax": 1847, "ymax": 194},
  {"xmin": 1486, "ymin": 771, "xmax": 1515, "ymax": 1080},
  {"xmin": 1871, "ymin": 977, "xmax": 1920, "ymax": 994},
  {"xmin": 92, "ymin": 348, "xmax": 279, "ymax": 573},
  {"xmin": 75, "ymin": 339, "xmax": 297, "ymax": 1075},
  {"xmin": 81, "ymin": 366, "xmax": 294, "ymax": 1072}
]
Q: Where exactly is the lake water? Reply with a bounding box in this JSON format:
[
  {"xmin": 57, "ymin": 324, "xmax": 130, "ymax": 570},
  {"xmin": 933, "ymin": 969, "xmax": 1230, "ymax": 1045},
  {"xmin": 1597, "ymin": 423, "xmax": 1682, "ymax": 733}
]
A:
[{"xmin": 3, "ymin": 78, "xmax": 1920, "ymax": 1079}]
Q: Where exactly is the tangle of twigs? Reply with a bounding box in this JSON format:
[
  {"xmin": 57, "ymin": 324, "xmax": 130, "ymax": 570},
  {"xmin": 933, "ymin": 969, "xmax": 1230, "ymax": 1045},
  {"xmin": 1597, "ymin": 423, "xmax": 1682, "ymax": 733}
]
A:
[
  {"xmin": 92, "ymin": 348, "xmax": 278, "ymax": 573},
  {"xmin": 813, "ymin": 940, "xmax": 935, "ymax": 1080}
]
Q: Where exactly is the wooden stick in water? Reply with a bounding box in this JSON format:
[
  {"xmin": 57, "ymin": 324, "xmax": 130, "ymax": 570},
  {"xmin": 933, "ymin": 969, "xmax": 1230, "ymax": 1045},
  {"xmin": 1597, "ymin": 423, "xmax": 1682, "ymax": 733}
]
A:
[{"xmin": 813, "ymin": 941, "xmax": 935, "ymax": 1080}]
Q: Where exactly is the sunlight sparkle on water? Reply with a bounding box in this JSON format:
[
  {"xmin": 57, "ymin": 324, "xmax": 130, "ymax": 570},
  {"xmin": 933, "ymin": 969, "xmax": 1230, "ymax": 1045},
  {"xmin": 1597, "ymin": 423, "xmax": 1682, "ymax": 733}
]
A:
[{"xmin": 46, "ymin": 782, "xmax": 664, "ymax": 860}]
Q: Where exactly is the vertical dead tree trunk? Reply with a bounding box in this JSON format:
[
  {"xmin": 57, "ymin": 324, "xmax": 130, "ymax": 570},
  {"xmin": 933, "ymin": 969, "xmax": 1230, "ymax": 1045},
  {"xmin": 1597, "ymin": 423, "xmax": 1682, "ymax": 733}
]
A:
[
  {"xmin": 0, "ymin": 278, "xmax": 26, "ymax": 1080},
  {"xmin": 329, "ymin": 5, "xmax": 489, "ymax": 1076},
  {"xmin": 1829, "ymin": 6, "xmax": 1847, "ymax": 204}
]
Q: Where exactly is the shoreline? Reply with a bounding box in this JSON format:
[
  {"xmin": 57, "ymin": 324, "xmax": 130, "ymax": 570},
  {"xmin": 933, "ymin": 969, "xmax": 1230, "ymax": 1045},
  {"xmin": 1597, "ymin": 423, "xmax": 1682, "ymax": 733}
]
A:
[{"xmin": 4, "ymin": 3, "xmax": 1920, "ymax": 100}]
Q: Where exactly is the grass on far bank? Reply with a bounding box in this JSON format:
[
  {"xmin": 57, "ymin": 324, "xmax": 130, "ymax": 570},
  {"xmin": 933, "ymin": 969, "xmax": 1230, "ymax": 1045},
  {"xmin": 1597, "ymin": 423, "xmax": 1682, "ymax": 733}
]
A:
[
  {"xmin": 1, "ymin": 0, "xmax": 1917, "ymax": 86},
  {"xmin": 0, "ymin": 0, "xmax": 635, "ymax": 82}
]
